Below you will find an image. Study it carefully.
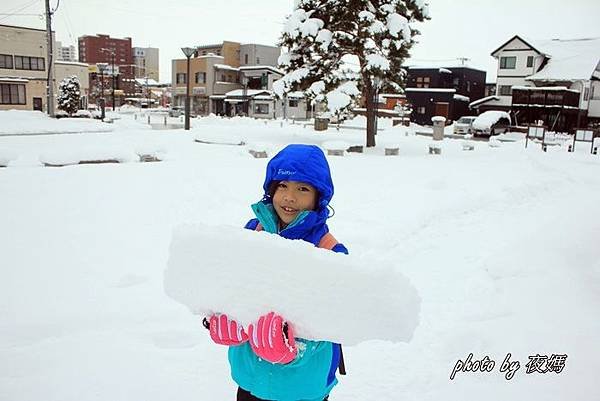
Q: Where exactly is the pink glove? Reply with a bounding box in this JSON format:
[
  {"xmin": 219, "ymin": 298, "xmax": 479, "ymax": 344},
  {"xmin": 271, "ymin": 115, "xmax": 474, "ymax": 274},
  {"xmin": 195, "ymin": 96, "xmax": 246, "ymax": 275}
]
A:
[
  {"xmin": 205, "ymin": 314, "xmax": 249, "ymax": 346},
  {"xmin": 247, "ymin": 312, "xmax": 297, "ymax": 364}
]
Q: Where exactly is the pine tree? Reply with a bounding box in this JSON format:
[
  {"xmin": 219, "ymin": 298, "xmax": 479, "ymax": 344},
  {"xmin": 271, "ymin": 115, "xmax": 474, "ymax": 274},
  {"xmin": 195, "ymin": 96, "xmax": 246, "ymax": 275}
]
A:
[
  {"xmin": 57, "ymin": 76, "xmax": 81, "ymax": 116},
  {"xmin": 275, "ymin": 0, "xmax": 429, "ymax": 147}
]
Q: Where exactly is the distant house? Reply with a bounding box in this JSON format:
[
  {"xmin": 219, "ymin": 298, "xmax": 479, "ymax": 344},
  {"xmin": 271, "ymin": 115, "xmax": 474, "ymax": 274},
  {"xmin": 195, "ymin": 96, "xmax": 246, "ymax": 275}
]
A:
[
  {"xmin": 472, "ymin": 35, "xmax": 600, "ymax": 131},
  {"xmin": 404, "ymin": 65, "xmax": 486, "ymax": 125}
]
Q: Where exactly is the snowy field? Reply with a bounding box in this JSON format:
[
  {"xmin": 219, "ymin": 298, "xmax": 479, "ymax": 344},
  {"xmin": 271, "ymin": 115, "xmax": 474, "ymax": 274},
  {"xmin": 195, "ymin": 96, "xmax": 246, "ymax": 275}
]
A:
[{"xmin": 1, "ymin": 110, "xmax": 599, "ymax": 401}]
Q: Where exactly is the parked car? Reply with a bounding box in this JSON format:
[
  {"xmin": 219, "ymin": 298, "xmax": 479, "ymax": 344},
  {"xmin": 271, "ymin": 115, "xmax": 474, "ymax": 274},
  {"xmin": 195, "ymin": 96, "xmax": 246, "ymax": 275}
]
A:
[
  {"xmin": 453, "ymin": 116, "xmax": 477, "ymax": 135},
  {"xmin": 472, "ymin": 111, "xmax": 511, "ymax": 137},
  {"xmin": 169, "ymin": 106, "xmax": 184, "ymax": 117}
]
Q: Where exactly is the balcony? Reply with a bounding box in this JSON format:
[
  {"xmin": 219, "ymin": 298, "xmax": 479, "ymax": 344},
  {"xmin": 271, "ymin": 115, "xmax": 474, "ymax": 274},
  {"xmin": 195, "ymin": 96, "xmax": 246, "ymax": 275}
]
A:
[{"xmin": 512, "ymin": 86, "xmax": 580, "ymax": 109}]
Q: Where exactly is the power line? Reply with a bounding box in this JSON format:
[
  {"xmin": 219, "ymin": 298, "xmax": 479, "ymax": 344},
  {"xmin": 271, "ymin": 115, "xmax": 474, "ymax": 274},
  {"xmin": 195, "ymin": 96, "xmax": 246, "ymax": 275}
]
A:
[{"xmin": 0, "ymin": 0, "xmax": 41, "ymax": 23}]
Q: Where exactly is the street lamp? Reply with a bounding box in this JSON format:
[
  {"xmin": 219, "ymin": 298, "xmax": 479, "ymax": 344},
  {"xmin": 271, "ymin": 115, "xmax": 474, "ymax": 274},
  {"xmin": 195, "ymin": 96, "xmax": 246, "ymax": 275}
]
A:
[
  {"xmin": 181, "ymin": 46, "xmax": 195, "ymax": 130},
  {"xmin": 100, "ymin": 48, "xmax": 117, "ymax": 110},
  {"xmin": 97, "ymin": 62, "xmax": 108, "ymax": 120}
]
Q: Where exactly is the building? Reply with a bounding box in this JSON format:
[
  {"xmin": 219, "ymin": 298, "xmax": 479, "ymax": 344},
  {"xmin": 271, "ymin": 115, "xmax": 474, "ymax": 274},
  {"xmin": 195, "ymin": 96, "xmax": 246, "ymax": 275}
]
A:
[
  {"xmin": 0, "ymin": 24, "xmax": 54, "ymax": 112},
  {"xmin": 78, "ymin": 34, "xmax": 135, "ymax": 107},
  {"xmin": 472, "ymin": 35, "xmax": 600, "ymax": 130},
  {"xmin": 171, "ymin": 41, "xmax": 287, "ymax": 118},
  {"xmin": 54, "ymin": 60, "xmax": 90, "ymax": 109},
  {"xmin": 132, "ymin": 47, "xmax": 159, "ymax": 81},
  {"xmin": 56, "ymin": 41, "xmax": 76, "ymax": 62},
  {"xmin": 404, "ymin": 65, "xmax": 486, "ymax": 125}
]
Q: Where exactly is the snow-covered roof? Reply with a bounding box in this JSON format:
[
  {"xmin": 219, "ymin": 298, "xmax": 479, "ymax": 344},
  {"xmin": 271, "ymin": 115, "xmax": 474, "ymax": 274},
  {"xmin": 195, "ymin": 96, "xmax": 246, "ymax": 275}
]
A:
[
  {"xmin": 453, "ymin": 94, "xmax": 470, "ymax": 102},
  {"xmin": 406, "ymin": 63, "xmax": 486, "ymax": 73},
  {"xmin": 287, "ymin": 91, "xmax": 305, "ymax": 99},
  {"xmin": 525, "ymin": 37, "xmax": 600, "ymax": 81},
  {"xmin": 512, "ymin": 85, "xmax": 580, "ymax": 93},
  {"xmin": 0, "ymin": 77, "xmax": 29, "ymax": 83},
  {"xmin": 225, "ymin": 89, "xmax": 271, "ymax": 97},
  {"xmin": 239, "ymin": 65, "xmax": 284, "ymax": 75},
  {"xmin": 214, "ymin": 64, "xmax": 239, "ymax": 71},
  {"xmin": 55, "ymin": 61, "xmax": 89, "ymax": 67},
  {"xmin": 405, "ymin": 88, "xmax": 455, "ymax": 93},
  {"xmin": 469, "ymin": 95, "xmax": 500, "ymax": 108},
  {"xmin": 254, "ymin": 95, "xmax": 273, "ymax": 100},
  {"xmin": 134, "ymin": 78, "xmax": 160, "ymax": 86}
]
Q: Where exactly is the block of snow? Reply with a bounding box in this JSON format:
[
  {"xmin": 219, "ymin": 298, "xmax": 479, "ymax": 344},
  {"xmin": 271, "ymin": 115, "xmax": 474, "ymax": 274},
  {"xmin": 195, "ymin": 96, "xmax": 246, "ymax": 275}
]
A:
[
  {"xmin": 194, "ymin": 132, "xmax": 245, "ymax": 146},
  {"xmin": 0, "ymin": 149, "xmax": 17, "ymax": 166},
  {"xmin": 40, "ymin": 149, "xmax": 138, "ymax": 167},
  {"xmin": 164, "ymin": 224, "xmax": 421, "ymax": 345}
]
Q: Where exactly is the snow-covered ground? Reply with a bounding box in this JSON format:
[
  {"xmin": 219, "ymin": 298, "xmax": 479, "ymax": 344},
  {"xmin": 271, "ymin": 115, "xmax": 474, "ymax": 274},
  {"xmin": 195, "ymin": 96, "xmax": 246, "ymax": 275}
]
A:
[{"xmin": 1, "ymin": 110, "xmax": 599, "ymax": 401}]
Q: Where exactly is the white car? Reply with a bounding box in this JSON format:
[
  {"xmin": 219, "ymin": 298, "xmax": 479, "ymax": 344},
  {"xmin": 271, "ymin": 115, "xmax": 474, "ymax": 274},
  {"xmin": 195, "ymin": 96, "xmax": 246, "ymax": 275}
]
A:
[
  {"xmin": 453, "ymin": 116, "xmax": 477, "ymax": 135},
  {"xmin": 472, "ymin": 111, "xmax": 511, "ymax": 137}
]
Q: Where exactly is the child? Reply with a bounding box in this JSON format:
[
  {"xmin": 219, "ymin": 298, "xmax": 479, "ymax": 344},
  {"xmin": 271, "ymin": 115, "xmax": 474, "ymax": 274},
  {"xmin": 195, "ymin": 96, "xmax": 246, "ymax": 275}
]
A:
[{"xmin": 205, "ymin": 144, "xmax": 348, "ymax": 401}]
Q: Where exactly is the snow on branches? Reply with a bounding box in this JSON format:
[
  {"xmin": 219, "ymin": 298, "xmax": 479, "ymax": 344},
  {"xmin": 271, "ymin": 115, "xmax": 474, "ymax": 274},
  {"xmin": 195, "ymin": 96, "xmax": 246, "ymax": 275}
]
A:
[
  {"xmin": 276, "ymin": 0, "xmax": 429, "ymax": 127},
  {"xmin": 57, "ymin": 76, "xmax": 81, "ymax": 116}
]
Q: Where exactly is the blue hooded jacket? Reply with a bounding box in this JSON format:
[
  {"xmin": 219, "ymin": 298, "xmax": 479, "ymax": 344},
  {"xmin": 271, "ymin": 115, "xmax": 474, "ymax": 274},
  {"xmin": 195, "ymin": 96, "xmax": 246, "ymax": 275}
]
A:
[{"xmin": 228, "ymin": 144, "xmax": 348, "ymax": 401}]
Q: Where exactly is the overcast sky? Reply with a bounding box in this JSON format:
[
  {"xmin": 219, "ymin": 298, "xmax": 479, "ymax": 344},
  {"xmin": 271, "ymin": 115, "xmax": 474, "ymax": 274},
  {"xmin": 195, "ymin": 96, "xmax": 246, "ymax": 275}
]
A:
[{"xmin": 1, "ymin": 0, "xmax": 599, "ymax": 83}]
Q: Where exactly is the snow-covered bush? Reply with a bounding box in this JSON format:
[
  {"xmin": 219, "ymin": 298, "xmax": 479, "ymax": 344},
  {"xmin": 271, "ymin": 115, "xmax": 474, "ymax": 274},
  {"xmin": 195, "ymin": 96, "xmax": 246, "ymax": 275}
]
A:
[{"xmin": 57, "ymin": 76, "xmax": 81, "ymax": 116}]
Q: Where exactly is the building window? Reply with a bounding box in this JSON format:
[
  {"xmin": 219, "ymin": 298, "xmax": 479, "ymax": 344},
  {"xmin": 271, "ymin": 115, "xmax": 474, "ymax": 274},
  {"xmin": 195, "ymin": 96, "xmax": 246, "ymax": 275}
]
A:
[
  {"xmin": 288, "ymin": 99, "xmax": 299, "ymax": 107},
  {"xmin": 500, "ymin": 56, "xmax": 516, "ymax": 69},
  {"xmin": 499, "ymin": 85, "xmax": 512, "ymax": 96},
  {"xmin": 220, "ymin": 74, "xmax": 226, "ymax": 82},
  {"xmin": 0, "ymin": 83, "xmax": 26, "ymax": 105},
  {"xmin": 256, "ymin": 57, "xmax": 260, "ymax": 64},
  {"xmin": 423, "ymin": 77, "xmax": 430, "ymax": 83},
  {"xmin": 0, "ymin": 54, "xmax": 13, "ymax": 69},
  {"xmin": 584, "ymin": 87, "xmax": 589, "ymax": 101},
  {"xmin": 416, "ymin": 77, "xmax": 423, "ymax": 83},
  {"xmin": 254, "ymin": 103, "xmax": 269, "ymax": 114},
  {"xmin": 527, "ymin": 56, "xmax": 534, "ymax": 68},
  {"xmin": 417, "ymin": 106, "xmax": 426, "ymax": 114},
  {"xmin": 466, "ymin": 81, "xmax": 471, "ymax": 92},
  {"xmin": 176, "ymin": 73, "xmax": 186, "ymax": 84},
  {"xmin": 244, "ymin": 54, "xmax": 248, "ymax": 64},
  {"xmin": 14, "ymin": 56, "xmax": 45, "ymax": 71},
  {"xmin": 195, "ymin": 72, "xmax": 206, "ymax": 84}
]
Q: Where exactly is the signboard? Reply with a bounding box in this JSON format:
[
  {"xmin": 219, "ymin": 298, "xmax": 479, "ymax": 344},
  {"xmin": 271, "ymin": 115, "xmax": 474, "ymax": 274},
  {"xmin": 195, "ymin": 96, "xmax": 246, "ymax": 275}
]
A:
[
  {"xmin": 192, "ymin": 87, "xmax": 206, "ymax": 95},
  {"xmin": 575, "ymin": 129, "xmax": 594, "ymax": 142},
  {"xmin": 528, "ymin": 126, "xmax": 545, "ymax": 139}
]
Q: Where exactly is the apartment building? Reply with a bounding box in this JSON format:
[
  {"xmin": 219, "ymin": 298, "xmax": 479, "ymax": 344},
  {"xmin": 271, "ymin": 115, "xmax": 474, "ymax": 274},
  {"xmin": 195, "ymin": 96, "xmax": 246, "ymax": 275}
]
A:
[
  {"xmin": 56, "ymin": 41, "xmax": 77, "ymax": 62},
  {"xmin": 78, "ymin": 34, "xmax": 135, "ymax": 106},
  {"xmin": 171, "ymin": 41, "xmax": 285, "ymax": 118},
  {"xmin": 0, "ymin": 24, "xmax": 54, "ymax": 112},
  {"xmin": 133, "ymin": 47, "xmax": 159, "ymax": 81}
]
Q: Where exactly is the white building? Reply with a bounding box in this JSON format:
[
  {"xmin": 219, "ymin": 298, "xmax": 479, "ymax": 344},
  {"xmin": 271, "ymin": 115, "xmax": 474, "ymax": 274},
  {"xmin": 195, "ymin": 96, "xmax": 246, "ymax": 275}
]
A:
[
  {"xmin": 472, "ymin": 35, "xmax": 600, "ymax": 129},
  {"xmin": 56, "ymin": 41, "xmax": 77, "ymax": 62},
  {"xmin": 132, "ymin": 47, "xmax": 159, "ymax": 81}
]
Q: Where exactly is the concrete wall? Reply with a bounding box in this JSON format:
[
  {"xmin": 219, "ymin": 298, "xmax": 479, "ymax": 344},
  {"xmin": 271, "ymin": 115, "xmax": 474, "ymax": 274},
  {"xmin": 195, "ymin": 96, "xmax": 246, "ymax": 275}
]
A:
[{"xmin": 240, "ymin": 44, "xmax": 280, "ymax": 67}]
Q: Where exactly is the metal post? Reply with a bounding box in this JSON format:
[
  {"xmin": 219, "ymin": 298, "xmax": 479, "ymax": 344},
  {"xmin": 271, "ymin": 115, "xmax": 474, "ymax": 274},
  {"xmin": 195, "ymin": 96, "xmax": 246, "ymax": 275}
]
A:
[
  {"xmin": 45, "ymin": 0, "xmax": 55, "ymax": 117},
  {"xmin": 99, "ymin": 67, "xmax": 105, "ymax": 120},
  {"xmin": 111, "ymin": 52, "xmax": 116, "ymax": 111},
  {"xmin": 181, "ymin": 47, "xmax": 195, "ymax": 131}
]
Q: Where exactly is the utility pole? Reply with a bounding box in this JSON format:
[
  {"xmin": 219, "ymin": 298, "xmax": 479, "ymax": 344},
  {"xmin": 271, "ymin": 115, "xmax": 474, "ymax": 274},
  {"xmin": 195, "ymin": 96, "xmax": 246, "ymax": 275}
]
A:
[{"xmin": 45, "ymin": 0, "xmax": 55, "ymax": 117}]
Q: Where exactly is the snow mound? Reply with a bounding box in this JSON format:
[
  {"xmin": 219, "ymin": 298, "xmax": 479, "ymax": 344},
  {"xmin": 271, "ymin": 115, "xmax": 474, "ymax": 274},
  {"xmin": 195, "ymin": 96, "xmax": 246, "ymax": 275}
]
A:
[
  {"xmin": 0, "ymin": 149, "xmax": 17, "ymax": 166},
  {"xmin": 164, "ymin": 224, "xmax": 421, "ymax": 345},
  {"xmin": 39, "ymin": 148, "xmax": 138, "ymax": 166},
  {"xmin": 0, "ymin": 110, "xmax": 114, "ymax": 136}
]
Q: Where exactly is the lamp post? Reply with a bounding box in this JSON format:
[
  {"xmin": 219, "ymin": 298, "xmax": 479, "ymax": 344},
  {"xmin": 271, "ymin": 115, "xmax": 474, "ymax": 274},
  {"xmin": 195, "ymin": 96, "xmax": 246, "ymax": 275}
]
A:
[
  {"xmin": 97, "ymin": 62, "xmax": 108, "ymax": 120},
  {"xmin": 181, "ymin": 47, "xmax": 195, "ymax": 130},
  {"xmin": 100, "ymin": 48, "xmax": 117, "ymax": 110}
]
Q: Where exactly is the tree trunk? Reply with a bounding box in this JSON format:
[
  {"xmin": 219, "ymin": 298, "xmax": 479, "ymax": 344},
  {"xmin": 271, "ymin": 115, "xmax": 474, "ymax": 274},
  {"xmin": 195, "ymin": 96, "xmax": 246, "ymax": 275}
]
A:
[{"xmin": 364, "ymin": 84, "xmax": 376, "ymax": 148}]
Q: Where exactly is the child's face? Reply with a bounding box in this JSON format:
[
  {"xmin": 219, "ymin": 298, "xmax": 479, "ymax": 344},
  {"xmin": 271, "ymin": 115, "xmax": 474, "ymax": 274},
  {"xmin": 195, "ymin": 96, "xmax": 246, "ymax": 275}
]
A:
[{"xmin": 272, "ymin": 180, "xmax": 318, "ymax": 227}]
